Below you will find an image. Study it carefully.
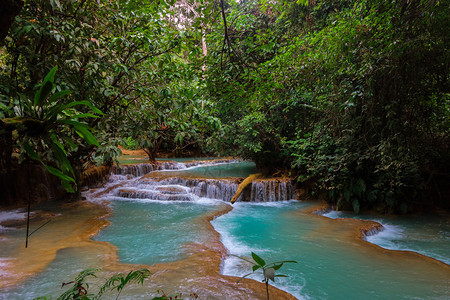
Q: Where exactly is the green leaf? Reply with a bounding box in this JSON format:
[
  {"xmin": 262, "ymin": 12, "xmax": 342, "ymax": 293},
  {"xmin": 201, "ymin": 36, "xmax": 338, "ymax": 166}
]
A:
[
  {"xmin": 46, "ymin": 100, "xmax": 103, "ymax": 121},
  {"xmin": 34, "ymin": 66, "xmax": 58, "ymax": 106},
  {"xmin": 44, "ymin": 165, "xmax": 76, "ymax": 184},
  {"xmin": 61, "ymin": 120, "xmax": 99, "ymax": 146},
  {"xmin": 34, "ymin": 81, "xmax": 53, "ymax": 106},
  {"xmin": 0, "ymin": 103, "xmax": 12, "ymax": 113},
  {"xmin": 23, "ymin": 141, "xmax": 41, "ymax": 161},
  {"xmin": 48, "ymin": 90, "xmax": 71, "ymax": 103},
  {"xmin": 61, "ymin": 134, "xmax": 78, "ymax": 150},
  {"xmin": 273, "ymin": 263, "xmax": 283, "ymax": 270},
  {"xmin": 43, "ymin": 66, "xmax": 58, "ymax": 84},
  {"xmin": 62, "ymin": 100, "xmax": 104, "ymax": 115},
  {"xmin": 71, "ymin": 113, "xmax": 99, "ymax": 119},
  {"xmin": 60, "ymin": 179, "xmax": 75, "ymax": 193},
  {"xmin": 252, "ymin": 265, "xmax": 261, "ymax": 272},
  {"xmin": 251, "ymin": 252, "xmax": 266, "ymax": 267},
  {"xmin": 49, "ymin": 135, "xmax": 75, "ymax": 176}
]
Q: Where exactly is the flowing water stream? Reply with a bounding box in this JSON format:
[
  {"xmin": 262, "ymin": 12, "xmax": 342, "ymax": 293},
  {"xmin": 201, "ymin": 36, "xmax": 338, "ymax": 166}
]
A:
[{"xmin": 0, "ymin": 159, "xmax": 448, "ymax": 299}]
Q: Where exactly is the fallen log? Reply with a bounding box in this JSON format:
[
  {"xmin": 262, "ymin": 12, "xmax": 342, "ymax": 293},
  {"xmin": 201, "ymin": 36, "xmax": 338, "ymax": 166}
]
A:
[{"xmin": 230, "ymin": 173, "xmax": 263, "ymax": 204}]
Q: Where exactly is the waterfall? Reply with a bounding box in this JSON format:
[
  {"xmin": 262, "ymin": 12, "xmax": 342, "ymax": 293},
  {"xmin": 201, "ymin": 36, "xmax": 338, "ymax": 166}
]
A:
[
  {"xmin": 116, "ymin": 186, "xmax": 193, "ymax": 201},
  {"xmin": 249, "ymin": 180, "xmax": 295, "ymax": 202},
  {"xmin": 111, "ymin": 162, "xmax": 188, "ymax": 176},
  {"xmin": 112, "ymin": 163, "xmax": 156, "ymax": 177},
  {"xmin": 140, "ymin": 177, "xmax": 242, "ymax": 202},
  {"xmin": 107, "ymin": 160, "xmax": 296, "ymax": 203},
  {"xmin": 136, "ymin": 177, "xmax": 295, "ymax": 202},
  {"xmin": 111, "ymin": 159, "xmax": 243, "ymax": 177}
]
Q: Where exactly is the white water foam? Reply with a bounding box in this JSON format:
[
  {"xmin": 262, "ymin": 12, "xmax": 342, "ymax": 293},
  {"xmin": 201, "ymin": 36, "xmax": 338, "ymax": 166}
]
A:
[
  {"xmin": 0, "ymin": 209, "xmax": 29, "ymax": 231},
  {"xmin": 364, "ymin": 223, "xmax": 404, "ymax": 249},
  {"xmin": 212, "ymin": 202, "xmax": 306, "ymax": 299},
  {"xmin": 0, "ymin": 259, "xmax": 9, "ymax": 278},
  {"xmin": 322, "ymin": 210, "xmax": 343, "ymax": 219},
  {"xmin": 112, "ymin": 159, "xmax": 244, "ymax": 177},
  {"xmin": 364, "ymin": 222, "xmax": 450, "ymax": 264},
  {"xmin": 0, "ymin": 257, "xmax": 16, "ymax": 281},
  {"xmin": 233, "ymin": 200, "xmax": 299, "ymax": 208}
]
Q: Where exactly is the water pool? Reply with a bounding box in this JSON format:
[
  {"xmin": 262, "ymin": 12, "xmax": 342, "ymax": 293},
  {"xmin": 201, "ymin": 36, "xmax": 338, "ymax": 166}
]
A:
[
  {"xmin": 0, "ymin": 160, "xmax": 448, "ymax": 299},
  {"xmin": 212, "ymin": 202, "xmax": 450, "ymax": 299}
]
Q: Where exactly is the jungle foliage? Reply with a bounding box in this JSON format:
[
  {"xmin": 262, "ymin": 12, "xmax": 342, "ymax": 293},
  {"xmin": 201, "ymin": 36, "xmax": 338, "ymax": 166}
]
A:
[
  {"xmin": 1, "ymin": 0, "xmax": 448, "ymax": 212},
  {"xmin": 0, "ymin": 0, "xmax": 219, "ymax": 192},
  {"xmin": 203, "ymin": 0, "xmax": 449, "ymax": 212}
]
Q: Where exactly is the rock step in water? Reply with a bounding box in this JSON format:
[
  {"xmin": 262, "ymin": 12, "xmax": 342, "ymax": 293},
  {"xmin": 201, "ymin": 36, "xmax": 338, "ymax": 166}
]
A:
[{"xmin": 116, "ymin": 186, "xmax": 194, "ymax": 201}]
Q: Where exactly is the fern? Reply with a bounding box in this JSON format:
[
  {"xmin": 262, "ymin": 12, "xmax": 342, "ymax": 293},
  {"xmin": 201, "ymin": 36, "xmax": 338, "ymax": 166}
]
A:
[
  {"xmin": 94, "ymin": 269, "xmax": 151, "ymax": 300},
  {"xmin": 33, "ymin": 268, "xmax": 151, "ymax": 300},
  {"xmin": 56, "ymin": 268, "xmax": 99, "ymax": 300}
]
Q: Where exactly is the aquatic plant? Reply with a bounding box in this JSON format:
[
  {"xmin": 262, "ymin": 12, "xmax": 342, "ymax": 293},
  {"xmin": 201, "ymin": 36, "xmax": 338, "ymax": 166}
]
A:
[{"xmin": 236, "ymin": 252, "xmax": 297, "ymax": 300}]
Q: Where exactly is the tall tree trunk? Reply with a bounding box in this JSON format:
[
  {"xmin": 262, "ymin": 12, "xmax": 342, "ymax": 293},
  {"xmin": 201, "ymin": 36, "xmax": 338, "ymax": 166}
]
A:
[{"xmin": 0, "ymin": 0, "xmax": 23, "ymax": 42}]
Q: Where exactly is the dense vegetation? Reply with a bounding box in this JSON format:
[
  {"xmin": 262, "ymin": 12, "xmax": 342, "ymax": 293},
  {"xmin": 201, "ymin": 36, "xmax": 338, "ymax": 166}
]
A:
[{"xmin": 0, "ymin": 0, "xmax": 448, "ymax": 213}]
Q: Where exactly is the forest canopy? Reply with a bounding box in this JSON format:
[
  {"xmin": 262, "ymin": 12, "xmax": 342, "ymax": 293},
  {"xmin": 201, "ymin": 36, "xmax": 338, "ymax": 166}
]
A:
[{"xmin": 0, "ymin": 0, "xmax": 448, "ymax": 213}]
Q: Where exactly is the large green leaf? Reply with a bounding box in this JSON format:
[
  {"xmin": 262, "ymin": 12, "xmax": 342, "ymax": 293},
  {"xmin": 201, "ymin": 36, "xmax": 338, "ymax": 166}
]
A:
[
  {"xmin": 61, "ymin": 120, "xmax": 99, "ymax": 146},
  {"xmin": 34, "ymin": 66, "xmax": 58, "ymax": 106},
  {"xmin": 251, "ymin": 252, "xmax": 266, "ymax": 267},
  {"xmin": 252, "ymin": 265, "xmax": 261, "ymax": 272},
  {"xmin": 0, "ymin": 103, "xmax": 12, "ymax": 114},
  {"xmin": 61, "ymin": 100, "xmax": 104, "ymax": 115},
  {"xmin": 34, "ymin": 81, "xmax": 53, "ymax": 106},
  {"xmin": 48, "ymin": 90, "xmax": 72, "ymax": 104},
  {"xmin": 23, "ymin": 141, "xmax": 41, "ymax": 161},
  {"xmin": 44, "ymin": 165, "xmax": 76, "ymax": 184},
  {"xmin": 49, "ymin": 135, "xmax": 75, "ymax": 176},
  {"xmin": 70, "ymin": 113, "xmax": 100, "ymax": 119},
  {"xmin": 46, "ymin": 100, "xmax": 103, "ymax": 121}
]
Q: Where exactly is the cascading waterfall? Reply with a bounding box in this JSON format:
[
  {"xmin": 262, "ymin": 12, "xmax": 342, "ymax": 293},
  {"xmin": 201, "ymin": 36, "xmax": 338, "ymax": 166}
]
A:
[
  {"xmin": 106, "ymin": 160, "xmax": 296, "ymax": 203},
  {"xmin": 116, "ymin": 185, "xmax": 194, "ymax": 201},
  {"xmin": 112, "ymin": 163, "xmax": 155, "ymax": 177},
  {"xmin": 249, "ymin": 180, "xmax": 295, "ymax": 202},
  {"xmin": 113, "ymin": 176, "xmax": 295, "ymax": 203},
  {"xmin": 144, "ymin": 177, "xmax": 241, "ymax": 202},
  {"xmin": 111, "ymin": 159, "xmax": 243, "ymax": 177},
  {"xmin": 111, "ymin": 162, "xmax": 186, "ymax": 177}
]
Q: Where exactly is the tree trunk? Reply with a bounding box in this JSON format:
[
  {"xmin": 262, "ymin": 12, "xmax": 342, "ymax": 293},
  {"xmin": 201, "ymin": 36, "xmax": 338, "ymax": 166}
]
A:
[
  {"xmin": 0, "ymin": 122, "xmax": 13, "ymax": 175},
  {"xmin": 0, "ymin": 0, "xmax": 23, "ymax": 42}
]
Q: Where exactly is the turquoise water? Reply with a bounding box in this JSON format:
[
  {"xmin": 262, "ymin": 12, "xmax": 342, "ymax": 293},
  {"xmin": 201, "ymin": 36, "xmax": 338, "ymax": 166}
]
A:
[
  {"xmin": 1, "ymin": 160, "xmax": 449, "ymax": 299},
  {"xmin": 212, "ymin": 202, "xmax": 450, "ymax": 299},
  {"xmin": 94, "ymin": 200, "xmax": 220, "ymax": 265},
  {"xmin": 117, "ymin": 155, "xmax": 219, "ymax": 165},
  {"xmin": 155, "ymin": 161, "xmax": 257, "ymax": 178},
  {"xmin": 2, "ymin": 247, "xmax": 107, "ymax": 299},
  {"xmin": 323, "ymin": 210, "xmax": 450, "ymax": 265},
  {"xmin": 156, "ymin": 157, "xmax": 218, "ymax": 162}
]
